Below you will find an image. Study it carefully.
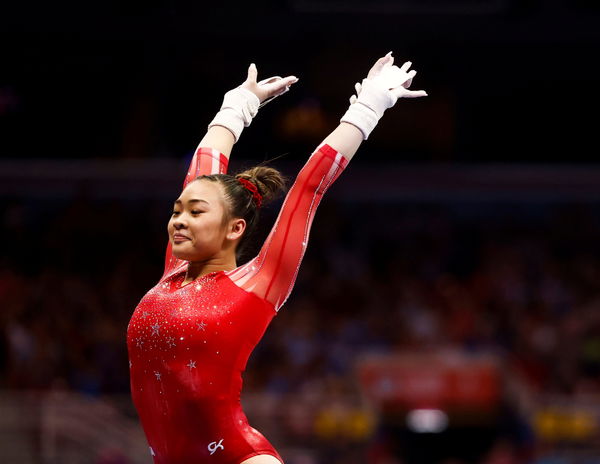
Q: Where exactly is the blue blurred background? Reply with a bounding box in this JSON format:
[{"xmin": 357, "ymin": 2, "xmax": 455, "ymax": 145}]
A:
[{"xmin": 1, "ymin": 1, "xmax": 600, "ymax": 463}]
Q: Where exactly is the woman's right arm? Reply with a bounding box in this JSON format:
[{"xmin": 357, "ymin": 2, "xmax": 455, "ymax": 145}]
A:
[
  {"xmin": 161, "ymin": 139, "xmax": 231, "ymax": 281},
  {"xmin": 160, "ymin": 64, "xmax": 298, "ymax": 281},
  {"xmin": 183, "ymin": 63, "xmax": 298, "ymax": 189}
]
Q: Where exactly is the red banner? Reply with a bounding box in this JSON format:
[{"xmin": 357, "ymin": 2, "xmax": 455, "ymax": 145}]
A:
[{"xmin": 356, "ymin": 351, "xmax": 501, "ymax": 410}]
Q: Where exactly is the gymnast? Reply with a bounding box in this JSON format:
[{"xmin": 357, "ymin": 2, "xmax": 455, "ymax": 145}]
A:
[{"xmin": 126, "ymin": 51, "xmax": 427, "ymax": 464}]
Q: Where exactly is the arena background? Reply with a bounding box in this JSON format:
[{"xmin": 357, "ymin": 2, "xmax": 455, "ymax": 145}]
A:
[{"xmin": 1, "ymin": 1, "xmax": 600, "ymax": 463}]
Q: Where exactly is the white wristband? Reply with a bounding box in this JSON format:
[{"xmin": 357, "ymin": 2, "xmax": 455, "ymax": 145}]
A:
[
  {"xmin": 340, "ymin": 103, "xmax": 379, "ymax": 140},
  {"xmin": 208, "ymin": 87, "xmax": 260, "ymax": 143},
  {"xmin": 340, "ymin": 78, "xmax": 396, "ymax": 140}
]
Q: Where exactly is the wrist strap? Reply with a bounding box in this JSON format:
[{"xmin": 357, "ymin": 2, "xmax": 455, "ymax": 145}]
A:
[
  {"xmin": 340, "ymin": 103, "xmax": 379, "ymax": 140},
  {"xmin": 340, "ymin": 78, "xmax": 397, "ymax": 140},
  {"xmin": 208, "ymin": 87, "xmax": 260, "ymax": 143}
]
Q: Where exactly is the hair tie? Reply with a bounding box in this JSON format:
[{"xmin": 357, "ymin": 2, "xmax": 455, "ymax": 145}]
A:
[{"xmin": 238, "ymin": 178, "xmax": 263, "ymax": 208}]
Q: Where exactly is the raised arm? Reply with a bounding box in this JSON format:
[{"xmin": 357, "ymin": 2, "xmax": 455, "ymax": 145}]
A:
[
  {"xmin": 201, "ymin": 63, "xmax": 298, "ymax": 158},
  {"xmin": 161, "ymin": 142, "xmax": 230, "ymax": 281},
  {"xmin": 324, "ymin": 52, "xmax": 427, "ymax": 161},
  {"xmin": 194, "ymin": 64, "xmax": 299, "ymax": 160},
  {"xmin": 227, "ymin": 52, "xmax": 427, "ymax": 310},
  {"xmin": 160, "ymin": 64, "xmax": 299, "ymax": 281}
]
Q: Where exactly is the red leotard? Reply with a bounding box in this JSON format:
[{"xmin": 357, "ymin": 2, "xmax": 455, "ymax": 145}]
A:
[{"xmin": 126, "ymin": 142, "xmax": 348, "ymax": 464}]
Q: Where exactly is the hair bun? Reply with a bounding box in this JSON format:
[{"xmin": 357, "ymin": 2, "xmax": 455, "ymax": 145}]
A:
[{"xmin": 235, "ymin": 166, "xmax": 286, "ymax": 205}]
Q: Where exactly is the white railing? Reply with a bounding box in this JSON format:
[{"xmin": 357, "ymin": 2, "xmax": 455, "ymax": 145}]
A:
[
  {"xmin": 0, "ymin": 390, "xmax": 149, "ymax": 464},
  {"xmin": 0, "ymin": 388, "xmax": 368, "ymax": 464},
  {"xmin": 40, "ymin": 390, "xmax": 149, "ymax": 464},
  {"xmin": 2, "ymin": 388, "xmax": 600, "ymax": 464},
  {"xmin": 0, "ymin": 391, "xmax": 39, "ymax": 464}
]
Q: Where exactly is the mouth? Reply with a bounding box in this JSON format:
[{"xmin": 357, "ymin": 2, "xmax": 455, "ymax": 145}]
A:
[{"xmin": 173, "ymin": 234, "xmax": 191, "ymax": 243}]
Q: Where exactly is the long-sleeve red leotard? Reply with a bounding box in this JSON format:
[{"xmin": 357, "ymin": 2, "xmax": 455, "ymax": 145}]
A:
[{"xmin": 126, "ymin": 142, "xmax": 348, "ymax": 464}]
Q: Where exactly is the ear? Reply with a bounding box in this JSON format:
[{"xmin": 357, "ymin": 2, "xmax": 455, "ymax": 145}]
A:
[{"xmin": 226, "ymin": 218, "xmax": 246, "ymax": 241}]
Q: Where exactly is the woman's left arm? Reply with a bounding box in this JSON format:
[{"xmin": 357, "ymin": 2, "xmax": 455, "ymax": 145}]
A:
[
  {"xmin": 228, "ymin": 52, "xmax": 427, "ymax": 310},
  {"xmin": 323, "ymin": 52, "xmax": 427, "ymax": 162}
]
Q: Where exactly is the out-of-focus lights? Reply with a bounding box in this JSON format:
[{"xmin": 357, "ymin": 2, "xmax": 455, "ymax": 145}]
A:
[{"xmin": 406, "ymin": 409, "xmax": 448, "ymax": 433}]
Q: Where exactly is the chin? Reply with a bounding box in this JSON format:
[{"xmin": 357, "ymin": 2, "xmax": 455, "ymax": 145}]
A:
[
  {"xmin": 171, "ymin": 246, "xmax": 192, "ymax": 261},
  {"xmin": 172, "ymin": 251, "xmax": 192, "ymax": 261},
  {"xmin": 172, "ymin": 245, "xmax": 205, "ymax": 262}
]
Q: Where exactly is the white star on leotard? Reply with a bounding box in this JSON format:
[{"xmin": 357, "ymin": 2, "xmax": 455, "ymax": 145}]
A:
[
  {"xmin": 136, "ymin": 337, "xmax": 144, "ymax": 348},
  {"xmin": 187, "ymin": 360, "xmax": 196, "ymax": 369},
  {"xmin": 196, "ymin": 321, "xmax": 207, "ymax": 331},
  {"xmin": 166, "ymin": 336, "xmax": 176, "ymax": 348},
  {"xmin": 154, "ymin": 371, "xmax": 162, "ymax": 380},
  {"xmin": 151, "ymin": 323, "xmax": 161, "ymax": 335},
  {"xmin": 141, "ymin": 311, "xmax": 150, "ymax": 319}
]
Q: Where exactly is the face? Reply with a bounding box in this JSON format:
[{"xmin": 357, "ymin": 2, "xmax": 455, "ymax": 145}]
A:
[{"xmin": 168, "ymin": 180, "xmax": 244, "ymax": 261}]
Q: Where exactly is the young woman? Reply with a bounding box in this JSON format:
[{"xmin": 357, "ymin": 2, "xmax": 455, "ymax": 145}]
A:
[{"xmin": 126, "ymin": 52, "xmax": 427, "ymax": 464}]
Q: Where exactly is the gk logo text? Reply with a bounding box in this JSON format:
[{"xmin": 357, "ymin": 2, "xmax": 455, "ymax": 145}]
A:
[{"xmin": 208, "ymin": 439, "xmax": 224, "ymax": 455}]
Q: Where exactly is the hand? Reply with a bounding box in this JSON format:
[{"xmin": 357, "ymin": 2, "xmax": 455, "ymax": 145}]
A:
[
  {"xmin": 208, "ymin": 63, "xmax": 299, "ymax": 143},
  {"xmin": 341, "ymin": 51, "xmax": 427, "ymax": 140},
  {"xmin": 240, "ymin": 63, "xmax": 299, "ymax": 105},
  {"xmin": 349, "ymin": 52, "xmax": 427, "ymax": 104}
]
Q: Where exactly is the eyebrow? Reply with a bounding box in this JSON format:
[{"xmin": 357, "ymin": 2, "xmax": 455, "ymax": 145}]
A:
[{"xmin": 173, "ymin": 199, "xmax": 210, "ymax": 205}]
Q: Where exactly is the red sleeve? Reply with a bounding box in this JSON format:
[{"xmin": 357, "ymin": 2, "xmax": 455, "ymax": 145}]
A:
[
  {"xmin": 226, "ymin": 143, "xmax": 348, "ymax": 311},
  {"xmin": 160, "ymin": 146, "xmax": 229, "ymax": 282}
]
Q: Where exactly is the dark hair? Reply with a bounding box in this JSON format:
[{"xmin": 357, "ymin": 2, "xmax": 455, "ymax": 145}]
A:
[{"xmin": 194, "ymin": 166, "xmax": 286, "ymax": 258}]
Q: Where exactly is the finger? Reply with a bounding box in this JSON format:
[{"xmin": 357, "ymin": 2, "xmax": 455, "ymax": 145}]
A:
[
  {"xmin": 399, "ymin": 61, "xmax": 412, "ymax": 74},
  {"xmin": 264, "ymin": 76, "xmax": 298, "ymax": 97},
  {"xmin": 257, "ymin": 80, "xmax": 297, "ymax": 108},
  {"xmin": 378, "ymin": 52, "xmax": 393, "ymax": 65},
  {"xmin": 269, "ymin": 76, "xmax": 298, "ymax": 87},
  {"xmin": 354, "ymin": 82, "xmax": 361, "ymax": 95},
  {"xmin": 247, "ymin": 63, "xmax": 258, "ymax": 83},
  {"xmin": 398, "ymin": 89, "xmax": 428, "ymax": 98},
  {"xmin": 383, "ymin": 54, "xmax": 394, "ymax": 69},
  {"xmin": 368, "ymin": 53, "xmax": 393, "ymax": 78},
  {"xmin": 350, "ymin": 95, "xmax": 357, "ymax": 105},
  {"xmin": 283, "ymin": 75, "xmax": 299, "ymax": 85},
  {"xmin": 273, "ymin": 76, "xmax": 298, "ymax": 91},
  {"xmin": 258, "ymin": 75, "xmax": 283, "ymax": 86},
  {"xmin": 403, "ymin": 70, "xmax": 417, "ymax": 88},
  {"xmin": 369, "ymin": 60, "xmax": 386, "ymax": 77}
]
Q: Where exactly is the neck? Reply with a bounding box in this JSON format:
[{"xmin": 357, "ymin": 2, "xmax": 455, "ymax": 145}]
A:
[{"xmin": 184, "ymin": 254, "xmax": 237, "ymax": 283}]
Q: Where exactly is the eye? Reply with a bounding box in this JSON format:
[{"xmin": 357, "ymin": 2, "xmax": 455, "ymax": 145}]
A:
[
  {"xmin": 172, "ymin": 210, "xmax": 180, "ymax": 215},
  {"xmin": 191, "ymin": 210, "xmax": 202, "ymax": 214}
]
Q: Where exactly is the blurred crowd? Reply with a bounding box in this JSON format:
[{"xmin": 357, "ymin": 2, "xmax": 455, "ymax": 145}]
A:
[{"xmin": 1, "ymin": 192, "xmax": 600, "ymax": 463}]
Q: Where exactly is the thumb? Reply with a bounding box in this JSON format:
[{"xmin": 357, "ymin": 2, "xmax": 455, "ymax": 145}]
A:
[{"xmin": 247, "ymin": 63, "xmax": 258, "ymax": 83}]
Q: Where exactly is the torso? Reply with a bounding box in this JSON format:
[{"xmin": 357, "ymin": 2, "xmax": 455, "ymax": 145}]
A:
[
  {"xmin": 126, "ymin": 266, "xmax": 282, "ymax": 463},
  {"xmin": 125, "ymin": 143, "xmax": 346, "ymax": 463}
]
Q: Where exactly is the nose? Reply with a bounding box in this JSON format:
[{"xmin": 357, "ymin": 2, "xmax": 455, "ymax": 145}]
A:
[{"xmin": 172, "ymin": 216, "xmax": 187, "ymax": 229}]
